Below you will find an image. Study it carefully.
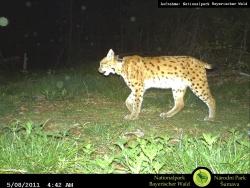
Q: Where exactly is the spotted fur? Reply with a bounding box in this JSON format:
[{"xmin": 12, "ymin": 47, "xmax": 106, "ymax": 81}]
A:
[{"xmin": 98, "ymin": 49, "xmax": 216, "ymax": 121}]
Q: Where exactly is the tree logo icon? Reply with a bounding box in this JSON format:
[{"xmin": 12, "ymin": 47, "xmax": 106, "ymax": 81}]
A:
[{"xmin": 192, "ymin": 167, "xmax": 212, "ymax": 187}]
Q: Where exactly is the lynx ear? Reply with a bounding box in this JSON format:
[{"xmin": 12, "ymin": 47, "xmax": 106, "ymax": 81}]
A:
[{"xmin": 107, "ymin": 49, "xmax": 115, "ymax": 59}]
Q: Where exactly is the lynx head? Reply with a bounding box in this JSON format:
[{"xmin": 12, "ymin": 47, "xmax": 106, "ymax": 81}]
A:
[{"xmin": 98, "ymin": 49, "xmax": 121, "ymax": 76}]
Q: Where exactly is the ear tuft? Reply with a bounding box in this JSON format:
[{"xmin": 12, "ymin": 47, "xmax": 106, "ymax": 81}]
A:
[{"xmin": 107, "ymin": 49, "xmax": 115, "ymax": 59}]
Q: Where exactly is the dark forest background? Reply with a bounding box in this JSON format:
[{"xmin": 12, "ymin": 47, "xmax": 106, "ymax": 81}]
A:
[{"xmin": 0, "ymin": 0, "xmax": 249, "ymax": 72}]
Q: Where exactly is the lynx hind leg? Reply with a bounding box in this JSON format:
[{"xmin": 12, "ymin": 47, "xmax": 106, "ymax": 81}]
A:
[
  {"xmin": 160, "ymin": 88, "xmax": 187, "ymax": 119},
  {"xmin": 190, "ymin": 82, "xmax": 216, "ymax": 121}
]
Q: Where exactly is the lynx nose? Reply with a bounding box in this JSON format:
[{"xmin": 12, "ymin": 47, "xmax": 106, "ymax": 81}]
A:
[{"xmin": 98, "ymin": 67, "xmax": 103, "ymax": 73}]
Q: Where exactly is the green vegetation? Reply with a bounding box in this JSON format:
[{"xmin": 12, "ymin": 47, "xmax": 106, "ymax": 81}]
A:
[
  {"xmin": 0, "ymin": 64, "xmax": 249, "ymax": 173},
  {"xmin": 0, "ymin": 121, "xmax": 248, "ymax": 174}
]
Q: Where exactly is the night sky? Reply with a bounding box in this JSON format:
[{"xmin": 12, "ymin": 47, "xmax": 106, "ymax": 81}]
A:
[{"xmin": 0, "ymin": 0, "xmax": 249, "ymax": 69}]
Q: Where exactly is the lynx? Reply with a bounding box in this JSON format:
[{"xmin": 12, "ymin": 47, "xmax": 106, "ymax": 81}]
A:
[{"xmin": 98, "ymin": 49, "xmax": 215, "ymax": 121}]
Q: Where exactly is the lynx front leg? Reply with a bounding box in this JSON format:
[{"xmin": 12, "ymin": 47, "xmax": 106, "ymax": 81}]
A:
[
  {"xmin": 160, "ymin": 88, "xmax": 187, "ymax": 119},
  {"xmin": 125, "ymin": 93, "xmax": 133, "ymax": 113},
  {"xmin": 124, "ymin": 88, "xmax": 144, "ymax": 120}
]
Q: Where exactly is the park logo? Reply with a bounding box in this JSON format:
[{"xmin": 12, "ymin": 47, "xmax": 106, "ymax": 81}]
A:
[{"xmin": 192, "ymin": 167, "xmax": 212, "ymax": 187}]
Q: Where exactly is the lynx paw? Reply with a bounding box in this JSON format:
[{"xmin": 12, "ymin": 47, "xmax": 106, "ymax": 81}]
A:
[{"xmin": 124, "ymin": 114, "xmax": 138, "ymax": 120}]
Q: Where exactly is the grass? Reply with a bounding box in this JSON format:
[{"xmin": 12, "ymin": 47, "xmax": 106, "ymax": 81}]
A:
[
  {"xmin": 0, "ymin": 62, "xmax": 249, "ymax": 173},
  {"xmin": 0, "ymin": 121, "xmax": 248, "ymax": 173}
]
